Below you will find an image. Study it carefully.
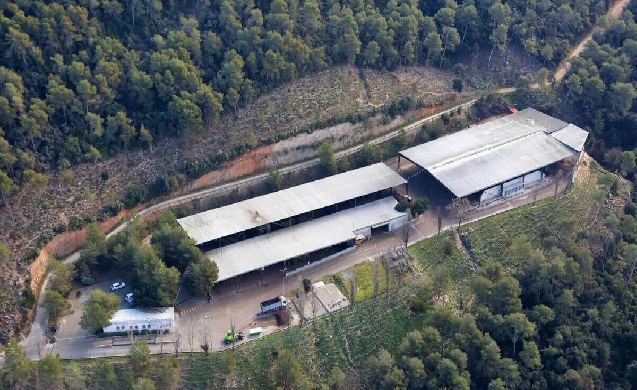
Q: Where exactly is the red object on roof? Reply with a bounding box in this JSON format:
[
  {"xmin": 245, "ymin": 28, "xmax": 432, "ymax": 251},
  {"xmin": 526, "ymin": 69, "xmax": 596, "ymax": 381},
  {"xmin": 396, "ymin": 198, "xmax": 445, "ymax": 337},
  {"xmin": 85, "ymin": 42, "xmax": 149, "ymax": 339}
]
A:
[{"xmin": 509, "ymin": 107, "xmax": 518, "ymax": 113}]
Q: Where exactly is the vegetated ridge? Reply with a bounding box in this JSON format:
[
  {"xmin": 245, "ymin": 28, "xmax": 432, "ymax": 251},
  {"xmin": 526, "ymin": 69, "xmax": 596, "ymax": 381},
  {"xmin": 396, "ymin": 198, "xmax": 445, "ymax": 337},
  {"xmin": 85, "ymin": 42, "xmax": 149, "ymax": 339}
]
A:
[{"xmin": 0, "ymin": 0, "xmax": 614, "ymax": 343}]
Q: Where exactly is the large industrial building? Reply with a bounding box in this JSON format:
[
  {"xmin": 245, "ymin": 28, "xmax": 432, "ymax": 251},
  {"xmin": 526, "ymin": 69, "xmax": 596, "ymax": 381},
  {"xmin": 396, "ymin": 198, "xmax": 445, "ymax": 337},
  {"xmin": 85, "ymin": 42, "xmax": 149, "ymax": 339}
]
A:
[
  {"xmin": 177, "ymin": 163, "xmax": 408, "ymax": 283},
  {"xmin": 399, "ymin": 108, "xmax": 589, "ymax": 205},
  {"xmin": 177, "ymin": 108, "xmax": 587, "ymax": 284}
]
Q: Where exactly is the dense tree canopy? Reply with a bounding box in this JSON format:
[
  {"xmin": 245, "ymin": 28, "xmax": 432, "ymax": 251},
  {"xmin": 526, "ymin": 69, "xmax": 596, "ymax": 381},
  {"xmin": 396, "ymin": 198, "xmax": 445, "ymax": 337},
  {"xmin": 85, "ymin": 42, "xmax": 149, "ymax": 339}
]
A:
[
  {"xmin": 521, "ymin": 1, "xmax": 637, "ymax": 179},
  {"xmin": 369, "ymin": 167, "xmax": 637, "ymax": 388},
  {"xmin": 0, "ymin": 0, "xmax": 608, "ymax": 201},
  {"xmin": 79, "ymin": 289, "xmax": 120, "ymax": 333}
]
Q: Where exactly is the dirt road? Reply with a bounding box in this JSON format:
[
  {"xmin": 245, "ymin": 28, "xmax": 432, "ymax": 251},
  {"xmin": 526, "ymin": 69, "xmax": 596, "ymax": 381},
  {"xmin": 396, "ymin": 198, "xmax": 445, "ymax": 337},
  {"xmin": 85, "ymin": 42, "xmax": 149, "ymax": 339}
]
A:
[{"xmin": 554, "ymin": 0, "xmax": 631, "ymax": 82}]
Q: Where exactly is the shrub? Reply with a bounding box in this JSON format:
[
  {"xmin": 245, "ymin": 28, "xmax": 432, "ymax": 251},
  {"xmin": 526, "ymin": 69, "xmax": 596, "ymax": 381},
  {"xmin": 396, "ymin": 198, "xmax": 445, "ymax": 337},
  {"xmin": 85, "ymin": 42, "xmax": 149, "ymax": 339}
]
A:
[
  {"xmin": 303, "ymin": 278, "xmax": 312, "ymax": 293},
  {"xmin": 123, "ymin": 185, "xmax": 148, "ymax": 208},
  {"xmin": 443, "ymin": 240, "xmax": 454, "ymax": 257},
  {"xmin": 20, "ymin": 287, "xmax": 36, "ymax": 309},
  {"xmin": 611, "ymin": 179, "xmax": 620, "ymax": 196},
  {"xmin": 409, "ymin": 297, "xmax": 429, "ymax": 314},
  {"xmin": 440, "ymin": 113, "xmax": 451, "ymax": 125},
  {"xmin": 452, "ymin": 78, "xmax": 464, "ymax": 93},
  {"xmin": 395, "ymin": 200, "xmax": 410, "ymax": 213},
  {"xmin": 410, "ymin": 198, "xmax": 429, "ymax": 217},
  {"xmin": 68, "ymin": 215, "xmax": 85, "ymax": 231}
]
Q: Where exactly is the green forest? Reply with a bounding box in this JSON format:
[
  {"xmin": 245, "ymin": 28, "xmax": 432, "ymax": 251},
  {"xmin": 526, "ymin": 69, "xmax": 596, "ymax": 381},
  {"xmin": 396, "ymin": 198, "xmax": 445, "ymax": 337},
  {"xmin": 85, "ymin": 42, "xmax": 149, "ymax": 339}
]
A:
[
  {"xmin": 2, "ymin": 141, "xmax": 636, "ymax": 389},
  {"xmin": 0, "ymin": 0, "xmax": 610, "ymax": 200},
  {"xmin": 515, "ymin": 0, "xmax": 637, "ymax": 176},
  {"xmin": 7, "ymin": 0, "xmax": 637, "ymax": 387}
]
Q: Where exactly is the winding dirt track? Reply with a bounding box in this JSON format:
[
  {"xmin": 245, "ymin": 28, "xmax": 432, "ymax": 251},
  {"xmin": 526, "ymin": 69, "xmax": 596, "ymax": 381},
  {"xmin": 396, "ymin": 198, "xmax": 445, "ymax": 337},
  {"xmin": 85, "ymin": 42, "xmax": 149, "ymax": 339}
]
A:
[{"xmin": 554, "ymin": 0, "xmax": 631, "ymax": 82}]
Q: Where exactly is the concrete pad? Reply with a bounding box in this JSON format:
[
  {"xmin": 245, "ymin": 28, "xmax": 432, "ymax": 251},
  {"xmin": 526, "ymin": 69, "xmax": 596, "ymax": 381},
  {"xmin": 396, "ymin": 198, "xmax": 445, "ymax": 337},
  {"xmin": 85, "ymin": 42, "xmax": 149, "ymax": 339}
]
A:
[
  {"xmin": 293, "ymin": 291, "xmax": 328, "ymax": 320},
  {"xmin": 314, "ymin": 283, "xmax": 350, "ymax": 313}
]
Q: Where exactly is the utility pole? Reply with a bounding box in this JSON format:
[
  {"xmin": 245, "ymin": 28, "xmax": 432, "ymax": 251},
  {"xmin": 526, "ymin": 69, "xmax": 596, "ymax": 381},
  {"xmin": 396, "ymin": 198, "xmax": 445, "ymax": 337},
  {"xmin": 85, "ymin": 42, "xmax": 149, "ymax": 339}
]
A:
[{"xmin": 281, "ymin": 260, "xmax": 287, "ymax": 297}]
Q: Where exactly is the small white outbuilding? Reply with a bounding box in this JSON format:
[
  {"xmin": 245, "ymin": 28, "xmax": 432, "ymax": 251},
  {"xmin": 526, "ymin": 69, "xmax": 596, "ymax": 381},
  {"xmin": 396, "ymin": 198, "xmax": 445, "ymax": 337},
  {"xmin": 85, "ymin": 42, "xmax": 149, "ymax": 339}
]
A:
[{"xmin": 103, "ymin": 307, "xmax": 175, "ymax": 334}]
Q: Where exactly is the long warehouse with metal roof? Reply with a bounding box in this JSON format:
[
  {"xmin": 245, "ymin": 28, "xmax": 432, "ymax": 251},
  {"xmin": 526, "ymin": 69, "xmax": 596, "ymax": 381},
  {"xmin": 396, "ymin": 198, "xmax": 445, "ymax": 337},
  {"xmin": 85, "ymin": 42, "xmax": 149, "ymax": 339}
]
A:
[
  {"xmin": 208, "ymin": 197, "xmax": 406, "ymax": 282},
  {"xmin": 177, "ymin": 163, "xmax": 408, "ymax": 282},
  {"xmin": 399, "ymin": 108, "xmax": 588, "ymax": 204},
  {"xmin": 178, "ymin": 163, "xmax": 406, "ymax": 247}
]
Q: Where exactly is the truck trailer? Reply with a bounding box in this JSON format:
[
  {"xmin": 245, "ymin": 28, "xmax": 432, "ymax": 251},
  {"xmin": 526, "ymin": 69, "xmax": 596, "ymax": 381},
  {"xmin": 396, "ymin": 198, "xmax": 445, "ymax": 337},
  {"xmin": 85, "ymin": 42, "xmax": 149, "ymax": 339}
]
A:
[{"xmin": 260, "ymin": 296, "xmax": 287, "ymax": 314}]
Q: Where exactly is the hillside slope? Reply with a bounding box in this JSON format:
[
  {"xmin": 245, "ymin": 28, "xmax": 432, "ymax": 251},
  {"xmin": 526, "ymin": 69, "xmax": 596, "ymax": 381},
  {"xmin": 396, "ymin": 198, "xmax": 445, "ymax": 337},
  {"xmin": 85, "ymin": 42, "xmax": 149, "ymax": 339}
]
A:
[{"xmin": 30, "ymin": 156, "xmax": 634, "ymax": 389}]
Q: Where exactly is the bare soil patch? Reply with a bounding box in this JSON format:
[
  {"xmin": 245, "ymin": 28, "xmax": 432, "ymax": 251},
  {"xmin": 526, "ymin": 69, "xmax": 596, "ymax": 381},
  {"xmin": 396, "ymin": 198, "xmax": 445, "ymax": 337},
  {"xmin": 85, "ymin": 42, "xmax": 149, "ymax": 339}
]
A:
[{"xmin": 189, "ymin": 144, "xmax": 275, "ymax": 191}]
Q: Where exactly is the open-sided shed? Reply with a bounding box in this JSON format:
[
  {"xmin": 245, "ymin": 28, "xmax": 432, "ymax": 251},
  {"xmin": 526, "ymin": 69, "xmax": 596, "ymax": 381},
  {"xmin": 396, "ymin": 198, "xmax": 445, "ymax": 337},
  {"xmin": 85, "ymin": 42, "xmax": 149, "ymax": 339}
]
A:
[{"xmin": 399, "ymin": 108, "xmax": 588, "ymax": 202}]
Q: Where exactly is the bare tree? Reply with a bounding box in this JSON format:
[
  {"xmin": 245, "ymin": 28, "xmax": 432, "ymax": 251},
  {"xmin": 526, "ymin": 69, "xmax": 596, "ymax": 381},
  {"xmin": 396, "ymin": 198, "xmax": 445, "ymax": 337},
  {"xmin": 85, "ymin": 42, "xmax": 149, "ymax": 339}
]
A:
[
  {"xmin": 311, "ymin": 289, "xmax": 319, "ymax": 322},
  {"xmin": 383, "ymin": 252, "xmax": 391, "ymax": 295},
  {"xmin": 399, "ymin": 209, "xmax": 412, "ymax": 248},
  {"xmin": 159, "ymin": 324, "xmax": 164, "ymax": 354},
  {"xmin": 187, "ymin": 319, "xmax": 194, "ymax": 353},
  {"xmin": 343, "ymin": 269, "xmax": 355, "ymax": 308},
  {"xmin": 447, "ymin": 197, "xmax": 470, "ymax": 229},
  {"xmin": 172, "ymin": 328, "xmax": 181, "ymax": 356},
  {"xmin": 373, "ymin": 260, "xmax": 380, "ymax": 298},
  {"xmin": 437, "ymin": 206, "xmax": 443, "ymax": 234},
  {"xmin": 227, "ymin": 308, "xmax": 236, "ymax": 350},
  {"xmin": 199, "ymin": 317, "xmax": 212, "ymax": 353},
  {"xmin": 296, "ymin": 291, "xmax": 306, "ymax": 324},
  {"xmin": 348, "ymin": 278, "xmax": 356, "ymax": 307},
  {"xmin": 554, "ymin": 168, "xmax": 563, "ymax": 196}
]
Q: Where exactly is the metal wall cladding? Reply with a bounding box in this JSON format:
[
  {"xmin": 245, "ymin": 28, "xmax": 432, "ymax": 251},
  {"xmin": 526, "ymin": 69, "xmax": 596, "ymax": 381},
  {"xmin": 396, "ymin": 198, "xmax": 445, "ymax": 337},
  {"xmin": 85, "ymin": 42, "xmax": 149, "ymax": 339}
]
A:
[{"xmin": 523, "ymin": 170, "xmax": 544, "ymax": 185}]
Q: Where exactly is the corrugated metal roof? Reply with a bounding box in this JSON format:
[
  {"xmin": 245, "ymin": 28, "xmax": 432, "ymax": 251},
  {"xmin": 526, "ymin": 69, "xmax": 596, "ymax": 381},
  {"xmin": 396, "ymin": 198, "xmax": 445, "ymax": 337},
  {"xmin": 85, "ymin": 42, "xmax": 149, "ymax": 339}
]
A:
[
  {"xmin": 429, "ymin": 132, "xmax": 576, "ymax": 197},
  {"xmin": 400, "ymin": 108, "xmax": 588, "ymax": 197},
  {"xmin": 207, "ymin": 197, "xmax": 406, "ymax": 282},
  {"xmin": 178, "ymin": 163, "xmax": 406, "ymax": 245},
  {"xmin": 551, "ymin": 124, "xmax": 589, "ymax": 151},
  {"xmin": 110, "ymin": 307, "xmax": 174, "ymax": 322},
  {"xmin": 400, "ymin": 108, "xmax": 567, "ymax": 170},
  {"xmin": 513, "ymin": 108, "xmax": 569, "ymax": 133}
]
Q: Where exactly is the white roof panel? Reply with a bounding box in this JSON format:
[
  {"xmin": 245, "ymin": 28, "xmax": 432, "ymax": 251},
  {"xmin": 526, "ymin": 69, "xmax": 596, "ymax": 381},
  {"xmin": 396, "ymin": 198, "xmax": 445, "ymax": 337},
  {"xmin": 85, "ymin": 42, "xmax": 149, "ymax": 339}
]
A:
[
  {"xmin": 110, "ymin": 307, "xmax": 174, "ymax": 322},
  {"xmin": 400, "ymin": 108, "xmax": 567, "ymax": 170},
  {"xmin": 178, "ymin": 163, "xmax": 406, "ymax": 245},
  {"xmin": 430, "ymin": 132, "xmax": 576, "ymax": 197},
  {"xmin": 207, "ymin": 197, "xmax": 405, "ymax": 282},
  {"xmin": 550, "ymin": 124, "xmax": 588, "ymax": 152}
]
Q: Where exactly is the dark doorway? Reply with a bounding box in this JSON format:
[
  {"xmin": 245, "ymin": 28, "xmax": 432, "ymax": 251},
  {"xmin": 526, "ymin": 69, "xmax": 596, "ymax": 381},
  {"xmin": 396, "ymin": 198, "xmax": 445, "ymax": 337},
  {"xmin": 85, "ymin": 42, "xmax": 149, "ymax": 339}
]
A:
[{"xmin": 372, "ymin": 224, "xmax": 389, "ymax": 234}]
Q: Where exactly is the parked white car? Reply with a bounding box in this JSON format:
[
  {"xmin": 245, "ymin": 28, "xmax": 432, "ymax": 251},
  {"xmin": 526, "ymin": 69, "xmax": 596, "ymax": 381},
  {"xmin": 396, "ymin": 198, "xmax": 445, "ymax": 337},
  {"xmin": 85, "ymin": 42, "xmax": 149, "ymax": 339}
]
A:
[{"xmin": 110, "ymin": 282, "xmax": 125, "ymax": 291}]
